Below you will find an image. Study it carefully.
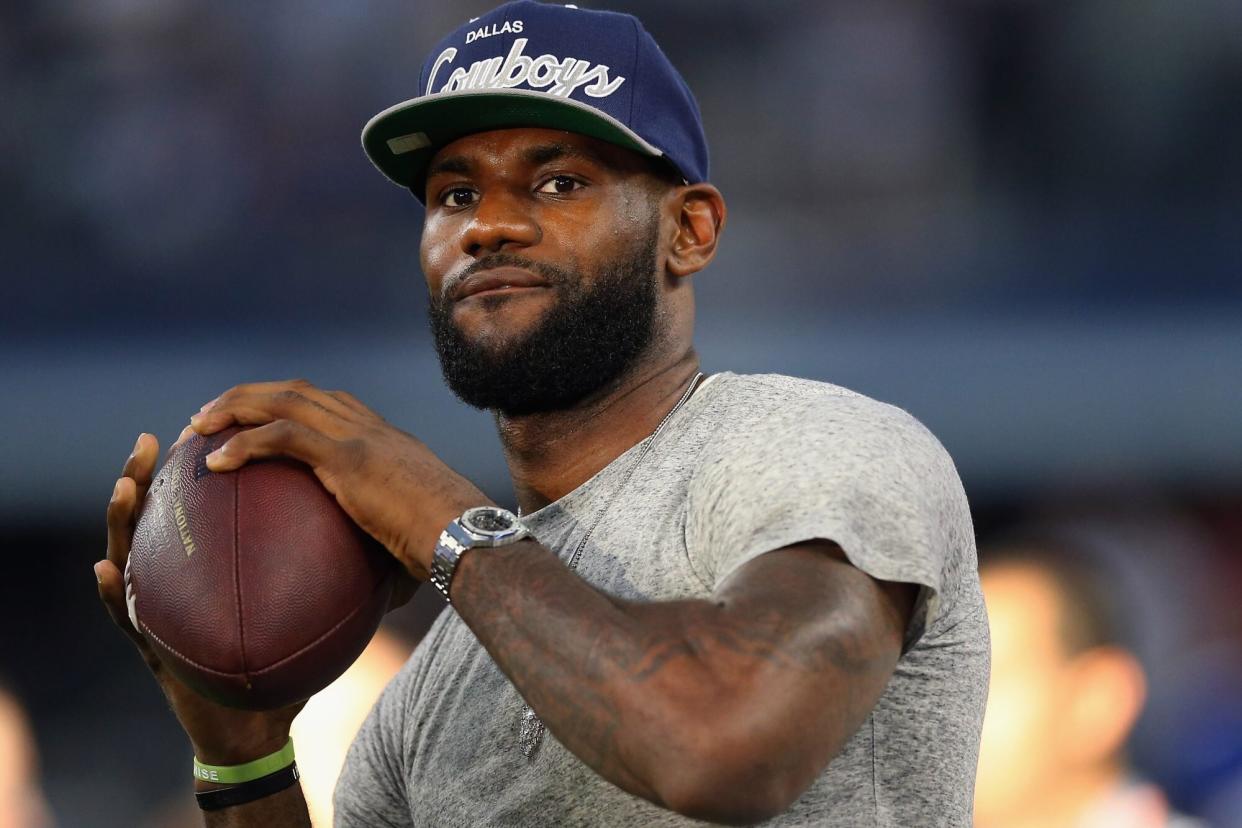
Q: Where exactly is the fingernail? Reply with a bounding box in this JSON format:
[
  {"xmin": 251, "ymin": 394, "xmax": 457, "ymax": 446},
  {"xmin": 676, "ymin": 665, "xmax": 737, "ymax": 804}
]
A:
[
  {"xmin": 189, "ymin": 413, "xmax": 205, "ymax": 429},
  {"xmin": 205, "ymin": 448, "xmax": 224, "ymax": 469},
  {"xmin": 112, "ymin": 479, "xmax": 123, "ymax": 500},
  {"xmin": 199, "ymin": 398, "xmax": 218, "ymax": 413},
  {"xmin": 93, "ymin": 562, "xmax": 104, "ymax": 585},
  {"xmin": 133, "ymin": 433, "xmax": 145, "ymax": 453}
]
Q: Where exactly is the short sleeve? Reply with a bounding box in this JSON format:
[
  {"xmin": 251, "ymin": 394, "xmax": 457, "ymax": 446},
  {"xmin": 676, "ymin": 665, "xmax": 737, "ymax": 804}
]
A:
[
  {"xmin": 333, "ymin": 664, "xmax": 416, "ymax": 828},
  {"xmin": 685, "ymin": 389, "xmax": 972, "ymax": 649}
]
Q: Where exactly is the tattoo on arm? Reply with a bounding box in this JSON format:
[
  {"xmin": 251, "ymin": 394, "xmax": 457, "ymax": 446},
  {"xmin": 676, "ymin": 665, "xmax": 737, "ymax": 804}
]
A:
[{"xmin": 450, "ymin": 538, "xmax": 915, "ymax": 812}]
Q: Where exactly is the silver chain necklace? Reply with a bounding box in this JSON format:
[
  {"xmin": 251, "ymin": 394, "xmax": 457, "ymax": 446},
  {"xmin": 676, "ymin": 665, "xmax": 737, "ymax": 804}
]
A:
[{"xmin": 516, "ymin": 371, "xmax": 706, "ymax": 758}]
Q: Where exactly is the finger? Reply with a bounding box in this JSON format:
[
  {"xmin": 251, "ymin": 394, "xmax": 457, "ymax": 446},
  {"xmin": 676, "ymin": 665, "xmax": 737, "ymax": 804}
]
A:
[
  {"xmin": 106, "ymin": 476, "xmax": 138, "ymax": 569},
  {"xmin": 201, "ymin": 380, "xmax": 357, "ymax": 418},
  {"xmin": 94, "ymin": 559, "xmax": 154, "ymax": 656},
  {"xmin": 191, "ymin": 385, "xmax": 352, "ymax": 437},
  {"xmin": 122, "ymin": 433, "xmax": 159, "ymax": 502},
  {"xmin": 189, "ymin": 402, "xmax": 277, "ymax": 435},
  {"xmin": 326, "ymin": 389, "xmax": 373, "ymax": 416},
  {"xmin": 204, "ymin": 379, "xmax": 318, "ymax": 406},
  {"xmin": 172, "ymin": 423, "xmax": 196, "ymax": 449},
  {"xmin": 119, "ymin": 433, "xmax": 142, "ymax": 478},
  {"xmin": 204, "ymin": 419, "xmax": 336, "ymax": 473},
  {"xmin": 120, "ymin": 433, "xmax": 156, "ymax": 486}
]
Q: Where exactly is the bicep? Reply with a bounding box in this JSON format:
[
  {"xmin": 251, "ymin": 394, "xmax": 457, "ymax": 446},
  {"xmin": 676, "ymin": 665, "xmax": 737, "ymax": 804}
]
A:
[
  {"xmin": 706, "ymin": 539, "xmax": 916, "ymax": 776},
  {"xmin": 715, "ymin": 539, "xmax": 917, "ymax": 669}
]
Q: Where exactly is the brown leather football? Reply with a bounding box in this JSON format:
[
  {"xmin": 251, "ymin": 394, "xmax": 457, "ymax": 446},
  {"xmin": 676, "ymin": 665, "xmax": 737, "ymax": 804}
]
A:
[{"xmin": 125, "ymin": 426, "xmax": 397, "ymax": 710}]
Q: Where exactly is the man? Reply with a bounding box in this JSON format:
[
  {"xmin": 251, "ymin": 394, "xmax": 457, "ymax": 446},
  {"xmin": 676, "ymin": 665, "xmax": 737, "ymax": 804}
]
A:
[
  {"xmin": 976, "ymin": 535, "xmax": 1206, "ymax": 828},
  {"xmin": 95, "ymin": 2, "xmax": 988, "ymax": 824},
  {"xmin": 0, "ymin": 683, "xmax": 53, "ymax": 828}
]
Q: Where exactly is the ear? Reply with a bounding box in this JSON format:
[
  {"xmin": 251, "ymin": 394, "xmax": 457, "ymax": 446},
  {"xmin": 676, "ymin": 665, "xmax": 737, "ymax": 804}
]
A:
[
  {"xmin": 664, "ymin": 183, "xmax": 726, "ymax": 278},
  {"xmin": 1062, "ymin": 646, "xmax": 1147, "ymax": 767}
]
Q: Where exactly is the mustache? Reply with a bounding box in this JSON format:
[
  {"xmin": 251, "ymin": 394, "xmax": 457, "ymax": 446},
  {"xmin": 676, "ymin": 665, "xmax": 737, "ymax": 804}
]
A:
[{"xmin": 441, "ymin": 253, "xmax": 570, "ymax": 303}]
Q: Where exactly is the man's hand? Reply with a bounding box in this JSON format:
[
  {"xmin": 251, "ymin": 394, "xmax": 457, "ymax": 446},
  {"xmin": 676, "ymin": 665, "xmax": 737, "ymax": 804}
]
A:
[
  {"xmin": 95, "ymin": 433, "xmax": 303, "ymax": 766},
  {"xmin": 188, "ymin": 380, "xmax": 491, "ymax": 580}
]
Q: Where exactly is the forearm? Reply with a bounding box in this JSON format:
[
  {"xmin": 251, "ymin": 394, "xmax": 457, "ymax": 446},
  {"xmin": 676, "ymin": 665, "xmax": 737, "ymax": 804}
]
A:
[
  {"xmin": 451, "ymin": 540, "xmax": 689, "ymax": 803},
  {"xmin": 448, "ymin": 539, "xmax": 877, "ymax": 821},
  {"xmin": 196, "ymin": 780, "xmax": 312, "ymax": 827}
]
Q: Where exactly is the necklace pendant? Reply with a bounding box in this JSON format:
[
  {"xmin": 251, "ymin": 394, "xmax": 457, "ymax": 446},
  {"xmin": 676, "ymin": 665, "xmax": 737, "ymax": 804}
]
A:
[{"xmin": 518, "ymin": 706, "xmax": 545, "ymax": 758}]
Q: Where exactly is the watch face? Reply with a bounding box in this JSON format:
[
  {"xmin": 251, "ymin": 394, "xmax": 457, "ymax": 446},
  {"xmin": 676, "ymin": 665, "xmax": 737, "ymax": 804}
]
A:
[{"xmin": 462, "ymin": 507, "xmax": 517, "ymax": 536}]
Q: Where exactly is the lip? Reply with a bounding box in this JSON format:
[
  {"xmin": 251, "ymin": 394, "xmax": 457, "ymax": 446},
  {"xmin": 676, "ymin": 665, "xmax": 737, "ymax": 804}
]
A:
[{"xmin": 452, "ymin": 267, "xmax": 550, "ymax": 302}]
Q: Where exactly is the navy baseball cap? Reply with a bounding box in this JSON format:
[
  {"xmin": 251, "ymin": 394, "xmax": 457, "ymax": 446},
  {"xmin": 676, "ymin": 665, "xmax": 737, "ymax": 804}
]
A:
[{"xmin": 361, "ymin": 1, "xmax": 709, "ymax": 199}]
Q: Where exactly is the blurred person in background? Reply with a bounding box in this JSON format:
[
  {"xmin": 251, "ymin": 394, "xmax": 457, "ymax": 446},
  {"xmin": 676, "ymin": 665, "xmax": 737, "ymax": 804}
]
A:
[
  {"xmin": 0, "ymin": 682, "xmax": 53, "ymax": 828},
  {"xmin": 288, "ymin": 628, "xmax": 412, "ymax": 826},
  {"xmin": 975, "ymin": 535, "xmax": 1206, "ymax": 828}
]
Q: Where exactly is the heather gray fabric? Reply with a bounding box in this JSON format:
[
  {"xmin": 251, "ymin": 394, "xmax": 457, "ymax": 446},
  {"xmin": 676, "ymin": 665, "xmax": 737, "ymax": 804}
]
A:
[{"xmin": 335, "ymin": 372, "xmax": 989, "ymax": 826}]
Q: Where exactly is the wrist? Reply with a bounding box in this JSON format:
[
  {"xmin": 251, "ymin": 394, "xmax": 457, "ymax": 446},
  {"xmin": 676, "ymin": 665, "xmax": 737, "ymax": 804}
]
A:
[
  {"xmin": 191, "ymin": 737, "xmax": 299, "ymax": 808},
  {"xmin": 408, "ymin": 494, "xmax": 497, "ymax": 578},
  {"xmin": 191, "ymin": 730, "xmax": 290, "ymax": 767},
  {"xmin": 449, "ymin": 537, "xmax": 538, "ymax": 606},
  {"xmin": 194, "ymin": 737, "xmax": 295, "ymax": 783},
  {"xmin": 429, "ymin": 507, "xmax": 530, "ymax": 602}
]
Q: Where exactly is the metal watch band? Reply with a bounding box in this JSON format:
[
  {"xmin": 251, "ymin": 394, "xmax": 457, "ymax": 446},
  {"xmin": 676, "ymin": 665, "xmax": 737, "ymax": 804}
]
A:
[
  {"xmin": 430, "ymin": 508, "xmax": 529, "ymax": 602},
  {"xmin": 429, "ymin": 522, "xmax": 470, "ymax": 600}
]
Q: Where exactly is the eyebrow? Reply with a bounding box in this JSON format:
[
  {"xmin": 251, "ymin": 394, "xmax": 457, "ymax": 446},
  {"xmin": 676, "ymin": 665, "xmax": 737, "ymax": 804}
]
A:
[
  {"xmin": 523, "ymin": 142, "xmax": 612, "ymax": 169},
  {"xmin": 425, "ymin": 155, "xmax": 473, "ymax": 179},
  {"xmin": 424, "ymin": 142, "xmax": 616, "ymax": 182}
]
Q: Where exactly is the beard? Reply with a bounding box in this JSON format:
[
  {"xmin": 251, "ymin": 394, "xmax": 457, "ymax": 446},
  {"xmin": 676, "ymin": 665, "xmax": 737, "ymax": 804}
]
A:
[{"xmin": 427, "ymin": 220, "xmax": 661, "ymax": 417}]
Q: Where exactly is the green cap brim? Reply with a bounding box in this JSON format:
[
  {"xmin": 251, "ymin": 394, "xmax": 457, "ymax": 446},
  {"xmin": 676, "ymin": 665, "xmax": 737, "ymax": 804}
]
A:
[{"xmin": 361, "ymin": 89, "xmax": 663, "ymax": 199}]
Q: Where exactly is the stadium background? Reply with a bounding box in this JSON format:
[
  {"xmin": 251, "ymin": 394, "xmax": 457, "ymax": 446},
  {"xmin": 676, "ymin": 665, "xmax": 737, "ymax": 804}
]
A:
[{"xmin": 1, "ymin": 0, "xmax": 1239, "ymax": 825}]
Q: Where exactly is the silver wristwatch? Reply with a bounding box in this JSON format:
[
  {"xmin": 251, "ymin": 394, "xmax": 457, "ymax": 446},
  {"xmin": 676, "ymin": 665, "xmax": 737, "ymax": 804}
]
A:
[{"xmin": 430, "ymin": 506, "xmax": 530, "ymax": 602}]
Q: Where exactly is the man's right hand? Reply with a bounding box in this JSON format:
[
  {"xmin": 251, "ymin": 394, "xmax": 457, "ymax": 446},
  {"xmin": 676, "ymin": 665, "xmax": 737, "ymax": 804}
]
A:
[{"xmin": 94, "ymin": 432, "xmax": 305, "ymax": 766}]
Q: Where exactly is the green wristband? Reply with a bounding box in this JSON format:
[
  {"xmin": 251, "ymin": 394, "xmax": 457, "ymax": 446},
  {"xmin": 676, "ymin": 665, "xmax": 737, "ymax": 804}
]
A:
[{"xmin": 193, "ymin": 738, "xmax": 295, "ymax": 784}]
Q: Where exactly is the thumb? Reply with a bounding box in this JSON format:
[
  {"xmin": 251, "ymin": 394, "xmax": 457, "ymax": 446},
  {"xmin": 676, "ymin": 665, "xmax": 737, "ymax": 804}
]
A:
[{"xmin": 95, "ymin": 559, "xmax": 156, "ymax": 662}]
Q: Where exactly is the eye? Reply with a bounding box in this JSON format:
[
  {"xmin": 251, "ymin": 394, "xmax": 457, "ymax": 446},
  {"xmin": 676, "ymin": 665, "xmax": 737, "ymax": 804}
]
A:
[
  {"xmin": 536, "ymin": 175, "xmax": 584, "ymax": 195},
  {"xmin": 440, "ymin": 187, "xmax": 477, "ymax": 208}
]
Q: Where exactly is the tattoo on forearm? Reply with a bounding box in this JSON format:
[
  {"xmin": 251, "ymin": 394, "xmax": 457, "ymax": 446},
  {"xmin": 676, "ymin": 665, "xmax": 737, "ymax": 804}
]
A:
[{"xmin": 452, "ymin": 539, "xmax": 906, "ymax": 802}]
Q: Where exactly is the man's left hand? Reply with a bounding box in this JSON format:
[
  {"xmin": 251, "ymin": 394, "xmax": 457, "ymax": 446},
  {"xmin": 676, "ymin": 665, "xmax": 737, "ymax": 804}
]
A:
[{"xmin": 189, "ymin": 379, "xmax": 491, "ymax": 581}]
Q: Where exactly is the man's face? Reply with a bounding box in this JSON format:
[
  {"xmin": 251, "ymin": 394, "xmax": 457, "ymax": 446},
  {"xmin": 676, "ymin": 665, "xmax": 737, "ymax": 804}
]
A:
[{"xmin": 419, "ymin": 127, "xmax": 670, "ymax": 416}]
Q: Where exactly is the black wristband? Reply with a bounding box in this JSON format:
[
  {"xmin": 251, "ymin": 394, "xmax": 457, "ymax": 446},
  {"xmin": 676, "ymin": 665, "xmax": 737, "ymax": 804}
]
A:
[{"xmin": 195, "ymin": 762, "xmax": 300, "ymax": 811}]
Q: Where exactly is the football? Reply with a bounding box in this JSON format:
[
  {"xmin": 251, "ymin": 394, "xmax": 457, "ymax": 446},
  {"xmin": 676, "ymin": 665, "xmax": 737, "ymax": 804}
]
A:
[{"xmin": 125, "ymin": 426, "xmax": 397, "ymax": 710}]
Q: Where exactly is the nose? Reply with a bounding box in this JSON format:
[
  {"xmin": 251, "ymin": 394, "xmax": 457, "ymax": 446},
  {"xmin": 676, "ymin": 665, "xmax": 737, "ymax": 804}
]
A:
[{"xmin": 459, "ymin": 189, "xmax": 541, "ymax": 257}]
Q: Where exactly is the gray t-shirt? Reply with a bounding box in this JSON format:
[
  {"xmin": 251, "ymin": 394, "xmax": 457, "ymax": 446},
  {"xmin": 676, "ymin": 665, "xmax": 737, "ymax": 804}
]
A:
[{"xmin": 335, "ymin": 372, "xmax": 989, "ymax": 826}]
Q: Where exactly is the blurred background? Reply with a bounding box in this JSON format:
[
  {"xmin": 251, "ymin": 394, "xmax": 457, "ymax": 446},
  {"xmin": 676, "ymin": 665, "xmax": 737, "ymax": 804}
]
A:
[{"xmin": 1, "ymin": 0, "xmax": 1239, "ymax": 825}]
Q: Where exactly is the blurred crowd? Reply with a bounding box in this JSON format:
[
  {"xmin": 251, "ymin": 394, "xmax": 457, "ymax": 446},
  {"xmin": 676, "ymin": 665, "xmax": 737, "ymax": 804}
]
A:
[{"xmin": 3, "ymin": 0, "xmax": 1239, "ymax": 338}]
